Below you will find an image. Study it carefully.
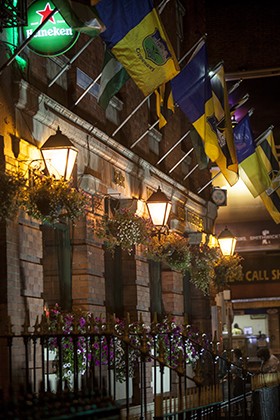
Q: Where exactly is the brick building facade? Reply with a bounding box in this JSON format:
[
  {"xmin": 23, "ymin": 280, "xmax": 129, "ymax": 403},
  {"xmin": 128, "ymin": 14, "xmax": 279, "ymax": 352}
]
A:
[{"xmin": 0, "ymin": 0, "xmax": 221, "ymax": 392}]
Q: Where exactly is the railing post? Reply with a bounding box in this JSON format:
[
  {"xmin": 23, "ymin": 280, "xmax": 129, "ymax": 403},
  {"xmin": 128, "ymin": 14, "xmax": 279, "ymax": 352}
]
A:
[{"xmin": 227, "ymin": 362, "xmax": 231, "ymax": 419}]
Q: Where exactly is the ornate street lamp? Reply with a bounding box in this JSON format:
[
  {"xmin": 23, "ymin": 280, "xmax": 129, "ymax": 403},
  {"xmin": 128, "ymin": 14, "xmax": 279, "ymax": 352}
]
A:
[
  {"xmin": 146, "ymin": 186, "xmax": 172, "ymax": 236},
  {"xmin": 41, "ymin": 127, "xmax": 78, "ymax": 181},
  {"xmin": 218, "ymin": 226, "xmax": 237, "ymax": 256}
]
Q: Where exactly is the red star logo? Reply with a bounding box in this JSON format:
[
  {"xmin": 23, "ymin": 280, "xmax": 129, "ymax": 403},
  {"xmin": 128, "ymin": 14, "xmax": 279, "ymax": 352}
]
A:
[{"xmin": 36, "ymin": 2, "xmax": 57, "ymax": 24}]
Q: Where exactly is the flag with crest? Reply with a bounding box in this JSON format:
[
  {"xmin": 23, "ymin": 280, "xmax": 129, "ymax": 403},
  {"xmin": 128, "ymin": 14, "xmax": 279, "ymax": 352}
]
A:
[{"xmin": 96, "ymin": 0, "xmax": 179, "ymax": 96}]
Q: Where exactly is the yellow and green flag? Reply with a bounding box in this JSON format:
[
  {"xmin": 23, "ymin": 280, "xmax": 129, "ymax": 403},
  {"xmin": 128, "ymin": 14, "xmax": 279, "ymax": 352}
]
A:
[{"xmin": 96, "ymin": 0, "xmax": 179, "ymax": 96}]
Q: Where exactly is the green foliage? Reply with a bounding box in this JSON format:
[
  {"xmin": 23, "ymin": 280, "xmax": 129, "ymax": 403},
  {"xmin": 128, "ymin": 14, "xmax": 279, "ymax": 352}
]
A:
[
  {"xmin": 188, "ymin": 245, "xmax": 244, "ymax": 295},
  {"xmin": 24, "ymin": 175, "xmax": 88, "ymax": 224},
  {"xmin": 145, "ymin": 231, "xmax": 191, "ymax": 272},
  {"xmin": 96, "ymin": 208, "xmax": 151, "ymax": 254},
  {"xmin": 214, "ymin": 254, "xmax": 244, "ymax": 289},
  {"xmin": 189, "ymin": 244, "xmax": 220, "ymax": 295}
]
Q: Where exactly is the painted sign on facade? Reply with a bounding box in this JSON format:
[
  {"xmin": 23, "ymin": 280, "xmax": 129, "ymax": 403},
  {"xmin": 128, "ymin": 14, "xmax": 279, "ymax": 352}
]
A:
[
  {"xmin": 240, "ymin": 253, "xmax": 280, "ymax": 283},
  {"xmin": 22, "ymin": 0, "xmax": 79, "ymax": 56}
]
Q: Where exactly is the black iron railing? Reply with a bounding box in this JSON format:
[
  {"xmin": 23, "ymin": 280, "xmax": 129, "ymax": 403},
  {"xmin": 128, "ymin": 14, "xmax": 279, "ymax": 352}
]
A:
[{"xmin": 0, "ymin": 314, "xmax": 279, "ymax": 419}]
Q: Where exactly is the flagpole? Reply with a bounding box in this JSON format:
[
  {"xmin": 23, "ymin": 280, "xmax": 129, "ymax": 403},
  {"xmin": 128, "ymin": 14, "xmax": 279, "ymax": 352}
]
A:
[
  {"xmin": 209, "ymin": 61, "xmax": 224, "ymax": 77},
  {"xmin": 0, "ymin": 8, "xmax": 58, "ymax": 76},
  {"xmin": 230, "ymin": 93, "xmax": 250, "ymax": 113},
  {"xmin": 112, "ymin": 96, "xmax": 151, "ymax": 137},
  {"xmin": 228, "ymin": 79, "xmax": 243, "ymax": 94},
  {"xmin": 158, "ymin": 0, "xmax": 171, "ymax": 14},
  {"xmin": 255, "ymin": 125, "xmax": 274, "ymax": 145},
  {"xmin": 197, "ymin": 171, "xmax": 222, "ymax": 193},
  {"xmin": 130, "ymin": 120, "xmax": 159, "ymax": 149},
  {"xmin": 48, "ymin": 37, "xmax": 94, "ymax": 88},
  {"xmin": 183, "ymin": 164, "xmax": 199, "ymax": 180},
  {"xmin": 217, "ymin": 93, "xmax": 249, "ymax": 127},
  {"xmin": 113, "ymin": 35, "xmax": 206, "ymax": 138},
  {"xmin": 169, "ymin": 148, "xmax": 193, "ymax": 174},
  {"xmin": 178, "ymin": 34, "xmax": 207, "ymax": 65},
  {"xmin": 73, "ymin": 73, "xmax": 102, "ymax": 106},
  {"xmin": 157, "ymin": 130, "xmax": 191, "ymax": 164}
]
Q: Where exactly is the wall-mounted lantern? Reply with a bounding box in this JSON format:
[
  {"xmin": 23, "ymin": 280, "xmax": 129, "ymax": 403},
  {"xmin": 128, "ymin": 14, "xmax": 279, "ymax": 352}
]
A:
[
  {"xmin": 146, "ymin": 186, "xmax": 172, "ymax": 236},
  {"xmin": 218, "ymin": 226, "xmax": 237, "ymax": 256},
  {"xmin": 40, "ymin": 127, "xmax": 78, "ymax": 181}
]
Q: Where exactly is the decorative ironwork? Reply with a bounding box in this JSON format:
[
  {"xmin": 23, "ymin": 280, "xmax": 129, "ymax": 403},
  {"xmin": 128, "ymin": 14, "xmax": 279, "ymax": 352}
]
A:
[{"xmin": 0, "ymin": 310, "xmax": 258, "ymax": 419}]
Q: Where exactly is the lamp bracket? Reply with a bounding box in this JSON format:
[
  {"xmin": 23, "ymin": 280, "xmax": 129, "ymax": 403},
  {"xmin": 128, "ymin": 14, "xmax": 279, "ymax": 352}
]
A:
[
  {"xmin": 151, "ymin": 225, "xmax": 169, "ymax": 240},
  {"xmin": 17, "ymin": 158, "xmax": 46, "ymax": 177}
]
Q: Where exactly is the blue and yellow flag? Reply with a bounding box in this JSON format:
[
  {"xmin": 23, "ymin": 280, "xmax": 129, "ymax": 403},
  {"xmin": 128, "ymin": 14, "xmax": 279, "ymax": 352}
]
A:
[
  {"xmin": 233, "ymin": 115, "xmax": 271, "ymax": 197},
  {"xmin": 96, "ymin": 0, "xmax": 179, "ymax": 96},
  {"xmin": 171, "ymin": 41, "xmax": 220, "ymax": 163},
  {"xmin": 171, "ymin": 41, "xmax": 239, "ymax": 185},
  {"xmin": 211, "ymin": 64, "xmax": 239, "ymax": 186}
]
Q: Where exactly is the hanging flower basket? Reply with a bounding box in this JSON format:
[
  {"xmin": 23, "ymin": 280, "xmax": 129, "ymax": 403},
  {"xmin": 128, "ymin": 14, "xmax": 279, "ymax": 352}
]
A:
[
  {"xmin": 214, "ymin": 253, "xmax": 244, "ymax": 290},
  {"xmin": 24, "ymin": 175, "xmax": 88, "ymax": 224},
  {"xmin": 145, "ymin": 231, "xmax": 191, "ymax": 272},
  {"xmin": 189, "ymin": 244, "xmax": 220, "ymax": 295},
  {"xmin": 95, "ymin": 208, "xmax": 151, "ymax": 254},
  {"xmin": 0, "ymin": 170, "xmax": 26, "ymax": 221}
]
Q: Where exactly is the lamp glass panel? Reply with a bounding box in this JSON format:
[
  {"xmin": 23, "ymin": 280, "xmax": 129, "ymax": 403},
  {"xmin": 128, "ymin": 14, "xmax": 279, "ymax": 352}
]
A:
[
  {"xmin": 42, "ymin": 148, "xmax": 77, "ymax": 180},
  {"xmin": 218, "ymin": 237, "xmax": 237, "ymax": 256},
  {"xmin": 42, "ymin": 148, "xmax": 68, "ymax": 179},
  {"xmin": 148, "ymin": 202, "xmax": 171, "ymax": 226},
  {"xmin": 65, "ymin": 149, "xmax": 77, "ymax": 180}
]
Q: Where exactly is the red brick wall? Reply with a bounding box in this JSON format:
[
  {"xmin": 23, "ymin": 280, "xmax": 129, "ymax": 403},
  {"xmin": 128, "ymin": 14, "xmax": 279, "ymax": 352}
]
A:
[{"xmin": 162, "ymin": 270, "xmax": 184, "ymax": 324}]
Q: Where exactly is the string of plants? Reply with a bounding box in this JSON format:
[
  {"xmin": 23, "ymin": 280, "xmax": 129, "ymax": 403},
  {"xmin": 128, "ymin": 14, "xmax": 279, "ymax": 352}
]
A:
[{"xmin": 1, "ymin": 169, "xmax": 243, "ymax": 296}]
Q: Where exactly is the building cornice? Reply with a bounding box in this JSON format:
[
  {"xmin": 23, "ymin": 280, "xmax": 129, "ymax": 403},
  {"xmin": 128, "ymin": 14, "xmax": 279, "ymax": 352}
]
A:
[{"xmin": 15, "ymin": 79, "xmax": 217, "ymax": 232}]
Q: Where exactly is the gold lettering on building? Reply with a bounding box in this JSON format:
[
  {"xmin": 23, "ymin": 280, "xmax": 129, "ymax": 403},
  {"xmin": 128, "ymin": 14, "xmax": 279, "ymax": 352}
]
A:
[
  {"xmin": 187, "ymin": 211, "xmax": 203, "ymax": 231},
  {"xmin": 272, "ymin": 269, "xmax": 280, "ymax": 280},
  {"xmin": 245, "ymin": 270, "xmax": 278, "ymax": 281}
]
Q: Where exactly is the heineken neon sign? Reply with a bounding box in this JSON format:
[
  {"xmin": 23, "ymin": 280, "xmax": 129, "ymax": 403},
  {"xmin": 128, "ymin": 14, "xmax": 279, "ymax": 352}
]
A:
[{"xmin": 22, "ymin": 0, "xmax": 79, "ymax": 57}]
